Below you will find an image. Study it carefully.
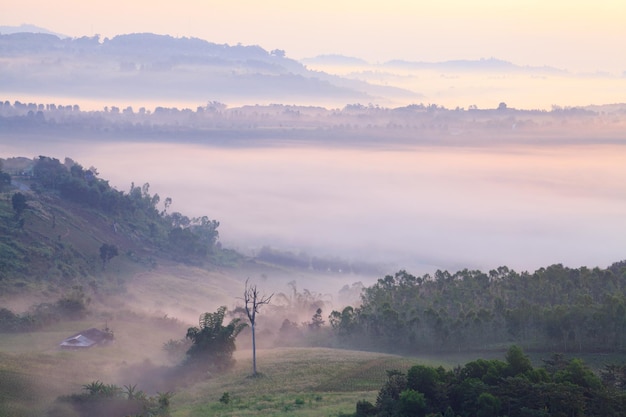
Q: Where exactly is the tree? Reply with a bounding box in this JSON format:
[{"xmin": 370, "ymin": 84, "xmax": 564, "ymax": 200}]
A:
[
  {"xmin": 0, "ymin": 162, "xmax": 10, "ymax": 191},
  {"xmin": 12, "ymin": 192, "xmax": 27, "ymax": 217},
  {"xmin": 398, "ymin": 389, "xmax": 427, "ymax": 417},
  {"xmin": 99, "ymin": 243, "xmax": 119, "ymax": 270},
  {"xmin": 376, "ymin": 370, "xmax": 407, "ymax": 417},
  {"xmin": 32, "ymin": 156, "xmax": 68, "ymax": 190},
  {"xmin": 505, "ymin": 345, "xmax": 532, "ymax": 377},
  {"xmin": 243, "ymin": 279, "xmax": 273, "ymax": 376},
  {"xmin": 476, "ymin": 392, "xmax": 501, "ymax": 417},
  {"xmin": 185, "ymin": 306, "xmax": 246, "ymax": 371},
  {"xmin": 270, "ymin": 49, "xmax": 286, "ymax": 58},
  {"xmin": 407, "ymin": 364, "xmax": 442, "ymax": 403},
  {"xmin": 308, "ymin": 308, "xmax": 324, "ymax": 330},
  {"xmin": 56, "ymin": 285, "xmax": 90, "ymax": 319}
]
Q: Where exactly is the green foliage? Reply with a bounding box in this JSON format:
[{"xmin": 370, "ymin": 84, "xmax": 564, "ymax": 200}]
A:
[
  {"xmin": 0, "ymin": 287, "xmax": 93, "ymax": 332},
  {"xmin": 505, "ymin": 345, "xmax": 533, "ymax": 377},
  {"xmin": 0, "ymin": 307, "xmax": 35, "ymax": 332},
  {"xmin": 398, "ymin": 389, "xmax": 427, "ymax": 417},
  {"xmin": 309, "ymin": 307, "xmax": 325, "ymax": 330},
  {"xmin": 219, "ymin": 392, "xmax": 231, "ymax": 404},
  {"xmin": 162, "ymin": 338, "xmax": 191, "ymax": 363},
  {"xmin": 475, "ymin": 392, "xmax": 501, "ymax": 417},
  {"xmin": 331, "ymin": 263, "xmax": 626, "ymax": 353},
  {"xmin": 0, "ymin": 155, "xmax": 228, "ymax": 295},
  {"xmin": 55, "ymin": 285, "xmax": 90, "ymax": 319},
  {"xmin": 356, "ymin": 399, "xmax": 377, "ymax": 417},
  {"xmin": 28, "ymin": 156, "xmax": 222, "ymax": 265},
  {"xmin": 554, "ymin": 358, "xmax": 603, "ymax": 390},
  {"xmin": 98, "ymin": 243, "xmax": 118, "ymax": 270},
  {"xmin": 375, "ymin": 370, "xmax": 407, "ymax": 417},
  {"xmin": 364, "ymin": 347, "xmax": 626, "ymax": 417},
  {"xmin": 11, "ymin": 192, "xmax": 27, "ymax": 217},
  {"xmin": 185, "ymin": 306, "xmax": 247, "ymax": 371},
  {"xmin": 0, "ymin": 165, "xmax": 10, "ymax": 191},
  {"xmin": 52, "ymin": 381, "xmax": 171, "ymax": 417},
  {"xmin": 407, "ymin": 365, "xmax": 442, "ymax": 402}
]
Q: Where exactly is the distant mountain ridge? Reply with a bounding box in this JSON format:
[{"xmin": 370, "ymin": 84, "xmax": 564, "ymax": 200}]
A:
[
  {"xmin": 3, "ymin": 26, "xmax": 621, "ymax": 110},
  {"xmin": 302, "ymin": 54, "xmax": 567, "ymax": 73},
  {"xmin": 0, "ymin": 30, "xmax": 419, "ymax": 106},
  {"xmin": 383, "ymin": 57, "xmax": 567, "ymax": 73},
  {"xmin": 0, "ymin": 24, "xmax": 67, "ymax": 38}
]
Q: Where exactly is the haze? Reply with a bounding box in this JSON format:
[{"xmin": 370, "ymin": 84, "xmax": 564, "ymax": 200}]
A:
[
  {"xmin": 2, "ymin": 0, "xmax": 626, "ymax": 275},
  {"xmin": 4, "ymin": 135, "xmax": 626, "ymax": 275},
  {"xmin": 3, "ymin": 1, "xmax": 626, "ymax": 74}
]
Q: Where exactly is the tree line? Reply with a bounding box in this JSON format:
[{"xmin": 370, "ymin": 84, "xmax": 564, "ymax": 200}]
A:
[
  {"xmin": 346, "ymin": 345, "xmax": 626, "ymax": 417},
  {"xmin": 2, "ymin": 98, "xmax": 624, "ymax": 145},
  {"xmin": 328, "ymin": 264, "xmax": 626, "ymax": 354}
]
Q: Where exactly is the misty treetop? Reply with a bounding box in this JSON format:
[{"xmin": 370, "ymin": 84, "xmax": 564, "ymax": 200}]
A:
[{"xmin": 329, "ymin": 263, "xmax": 626, "ymax": 354}]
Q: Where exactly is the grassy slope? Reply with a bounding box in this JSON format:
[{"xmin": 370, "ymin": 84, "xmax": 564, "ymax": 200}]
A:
[
  {"xmin": 0, "ymin": 333, "xmax": 439, "ymax": 417},
  {"xmin": 172, "ymin": 348, "xmax": 420, "ymax": 417}
]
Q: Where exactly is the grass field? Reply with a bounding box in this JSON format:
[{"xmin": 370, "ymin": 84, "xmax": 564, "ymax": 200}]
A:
[
  {"xmin": 0, "ymin": 321, "xmax": 463, "ymax": 417},
  {"xmin": 3, "ymin": 315, "xmax": 626, "ymax": 417}
]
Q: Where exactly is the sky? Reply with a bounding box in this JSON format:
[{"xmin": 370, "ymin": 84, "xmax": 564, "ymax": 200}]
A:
[{"xmin": 3, "ymin": 0, "xmax": 626, "ymax": 74}]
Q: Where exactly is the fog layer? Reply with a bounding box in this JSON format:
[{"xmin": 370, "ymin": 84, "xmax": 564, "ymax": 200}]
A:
[{"xmin": 4, "ymin": 139, "xmax": 625, "ymax": 274}]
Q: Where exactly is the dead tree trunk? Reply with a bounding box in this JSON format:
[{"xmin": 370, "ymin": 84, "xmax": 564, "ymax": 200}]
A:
[{"xmin": 243, "ymin": 279, "xmax": 273, "ymax": 376}]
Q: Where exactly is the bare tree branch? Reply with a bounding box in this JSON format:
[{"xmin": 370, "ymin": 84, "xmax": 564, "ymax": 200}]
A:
[{"xmin": 243, "ymin": 278, "xmax": 273, "ymax": 375}]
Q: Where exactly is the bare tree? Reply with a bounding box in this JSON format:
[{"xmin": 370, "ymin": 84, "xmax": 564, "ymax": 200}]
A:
[{"xmin": 243, "ymin": 278, "xmax": 273, "ymax": 376}]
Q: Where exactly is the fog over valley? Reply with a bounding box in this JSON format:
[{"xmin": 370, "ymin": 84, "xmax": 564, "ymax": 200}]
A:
[
  {"xmin": 3, "ymin": 109, "xmax": 625, "ymax": 276},
  {"xmin": 3, "ymin": 8, "xmax": 626, "ymax": 416}
]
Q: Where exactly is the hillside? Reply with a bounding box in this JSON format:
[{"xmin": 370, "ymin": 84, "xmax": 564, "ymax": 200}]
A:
[
  {"xmin": 0, "ymin": 155, "xmax": 235, "ymax": 296},
  {"xmin": 0, "ymin": 155, "xmax": 375, "ymax": 323}
]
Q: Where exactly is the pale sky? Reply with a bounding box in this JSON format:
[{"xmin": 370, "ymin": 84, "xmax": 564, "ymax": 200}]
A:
[{"xmin": 2, "ymin": 0, "xmax": 626, "ymax": 73}]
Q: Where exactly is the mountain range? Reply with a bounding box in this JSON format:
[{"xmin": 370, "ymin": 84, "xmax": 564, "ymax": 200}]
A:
[
  {"xmin": 1, "ymin": 26, "xmax": 584, "ymax": 109},
  {"xmin": 0, "ymin": 29, "xmax": 418, "ymax": 107}
]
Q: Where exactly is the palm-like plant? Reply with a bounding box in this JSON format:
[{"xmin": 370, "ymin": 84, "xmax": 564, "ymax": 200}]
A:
[
  {"xmin": 185, "ymin": 306, "xmax": 247, "ymax": 370},
  {"xmin": 81, "ymin": 381, "xmax": 121, "ymax": 397},
  {"xmin": 82, "ymin": 380, "xmax": 105, "ymax": 395}
]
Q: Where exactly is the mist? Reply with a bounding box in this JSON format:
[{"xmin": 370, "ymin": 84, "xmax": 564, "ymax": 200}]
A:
[{"xmin": 4, "ymin": 135, "xmax": 625, "ymax": 276}]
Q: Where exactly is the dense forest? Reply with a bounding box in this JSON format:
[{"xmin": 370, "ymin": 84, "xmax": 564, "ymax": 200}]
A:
[
  {"xmin": 352, "ymin": 345, "xmax": 626, "ymax": 417},
  {"xmin": 328, "ymin": 266, "xmax": 626, "ymax": 354}
]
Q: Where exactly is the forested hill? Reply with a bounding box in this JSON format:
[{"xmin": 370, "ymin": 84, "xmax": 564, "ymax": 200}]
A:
[{"xmin": 0, "ymin": 155, "xmax": 230, "ymax": 294}]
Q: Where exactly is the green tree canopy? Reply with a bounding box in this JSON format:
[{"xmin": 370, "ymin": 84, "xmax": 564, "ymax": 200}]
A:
[
  {"xmin": 11, "ymin": 192, "xmax": 27, "ymax": 217},
  {"xmin": 185, "ymin": 306, "xmax": 247, "ymax": 371}
]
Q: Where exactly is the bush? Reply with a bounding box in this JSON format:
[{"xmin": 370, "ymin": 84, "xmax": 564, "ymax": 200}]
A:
[
  {"xmin": 355, "ymin": 399, "xmax": 376, "ymax": 417},
  {"xmin": 52, "ymin": 381, "xmax": 172, "ymax": 417},
  {"xmin": 219, "ymin": 392, "xmax": 230, "ymax": 404}
]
